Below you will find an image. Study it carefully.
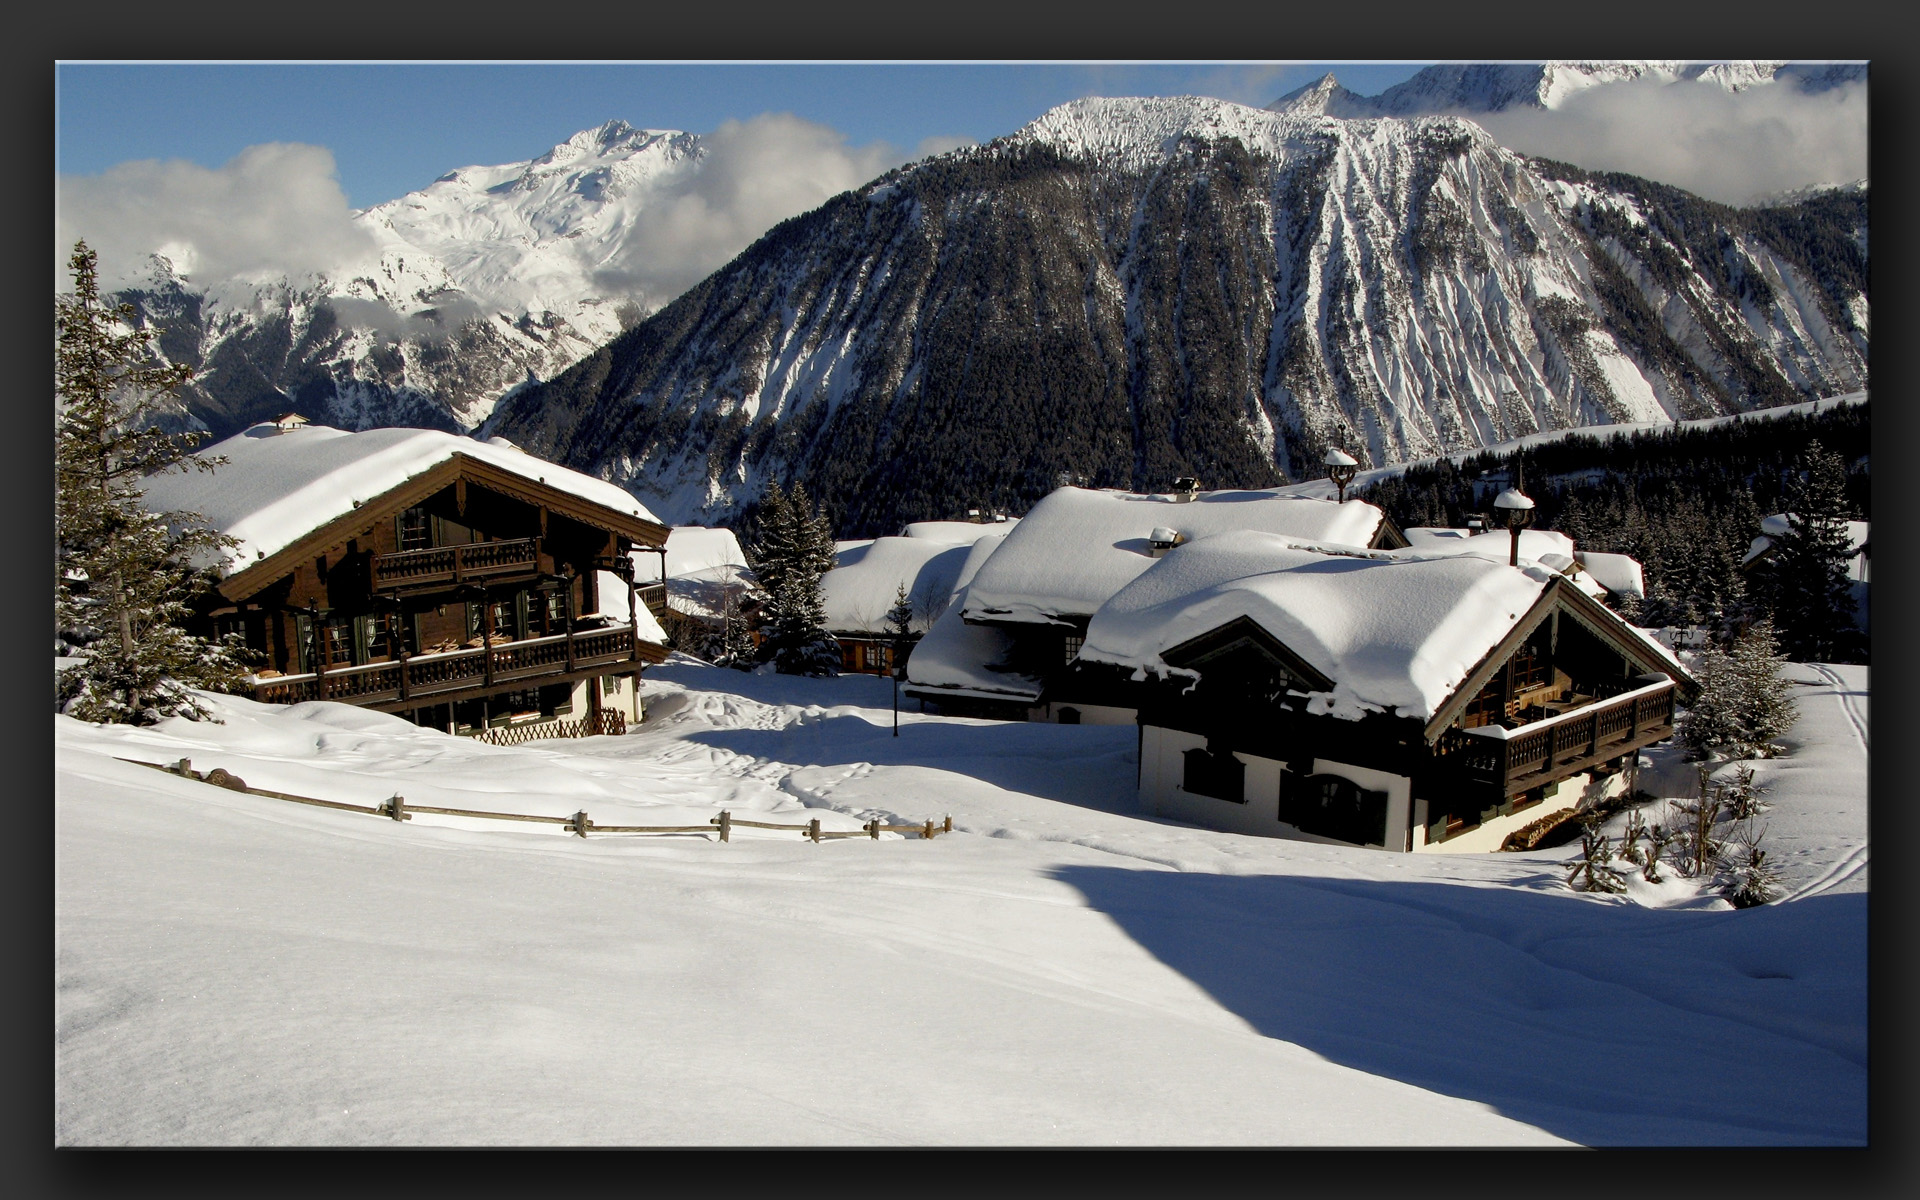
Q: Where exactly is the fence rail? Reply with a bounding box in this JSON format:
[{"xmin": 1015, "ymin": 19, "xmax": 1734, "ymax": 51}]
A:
[
  {"xmin": 471, "ymin": 709, "xmax": 626, "ymax": 746},
  {"xmin": 116, "ymin": 757, "xmax": 949, "ymax": 845}
]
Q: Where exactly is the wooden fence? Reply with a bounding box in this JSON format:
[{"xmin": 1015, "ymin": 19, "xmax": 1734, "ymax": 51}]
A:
[
  {"xmin": 471, "ymin": 709, "xmax": 626, "ymax": 747},
  {"xmin": 117, "ymin": 757, "xmax": 949, "ymax": 843}
]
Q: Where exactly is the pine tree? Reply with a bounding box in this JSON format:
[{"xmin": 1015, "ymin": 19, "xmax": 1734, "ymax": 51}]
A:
[
  {"xmin": 1757, "ymin": 441, "xmax": 1860, "ymax": 662},
  {"xmin": 55, "ymin": 240, "xmax": 253, "ymax": 724},
  {"xmin": 884, "ymin": 582, "xmax": 916, "ymax": 674},
  {"xmin": 1680, "ymin": 617, "xmax": 1796, "ymax": 761},
  {"xmin": 1726, "ymin": 617, "xmax": 1798, "ymax": 755},
  {"xmin": 750, "ymin": 481, "xmax": 840, "ymax": 675}
]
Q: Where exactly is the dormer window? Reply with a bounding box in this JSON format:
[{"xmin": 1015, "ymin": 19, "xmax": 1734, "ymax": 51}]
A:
[{"xmin": 1148, "ymin": 526, "xmax": 1181, "ymax": 558}]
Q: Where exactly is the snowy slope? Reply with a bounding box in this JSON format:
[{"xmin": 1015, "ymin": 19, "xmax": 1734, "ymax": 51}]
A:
[
  {"xmin": 1269, "ymin": 61, "xmax": 1865, "ymax": 117},
  {"xmin": 111, "ymin": 122, "xmax": 703, "ymax": 437},
  {"xmin": 55, "ymin": 661, "xmax": 1865, "ymax": 1145},
  {"xmin": 488, "ymin": 96, "xmax": 1866, "ymax": 538}
]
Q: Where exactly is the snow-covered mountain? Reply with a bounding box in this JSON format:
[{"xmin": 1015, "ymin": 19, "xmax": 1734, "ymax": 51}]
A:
[
  {"xmin": 482, "ymin": 96, "xmax": 1868, "ymax": 537},
  {"xmin": 113, "ymin": 121, "xmax": 702, "ymax": 437},
  {"xmin": 1269, "ymin": 61, "xmax": 1867, "ymax": 117}
]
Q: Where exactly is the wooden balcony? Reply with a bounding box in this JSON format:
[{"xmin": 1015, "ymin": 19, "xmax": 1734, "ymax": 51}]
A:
[
  {"xmin": 370, "ymin": 537, "xmax": 540, "ymax": 591},
  {"xmin": 635, "ymin": 581, "xmax": 668, "ymax": 622},
  {"xmin": 1436, "ymin": 676, "xmax": 1676, "ymax": 800},
  {"xmin": 250, "ymin": 624, "xmax": 642, "ymax": 709}
]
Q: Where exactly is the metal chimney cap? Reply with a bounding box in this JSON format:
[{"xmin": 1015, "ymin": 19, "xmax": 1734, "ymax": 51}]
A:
[{"xmin": 1149, "ymin": 526, "xmax": 1179, "ymax": 545}]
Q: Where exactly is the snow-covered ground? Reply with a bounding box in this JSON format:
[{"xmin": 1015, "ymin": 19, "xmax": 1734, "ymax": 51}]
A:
[{"xmin": 55, "ymin": 660, "xmax": 1865, "ymax": 1145}]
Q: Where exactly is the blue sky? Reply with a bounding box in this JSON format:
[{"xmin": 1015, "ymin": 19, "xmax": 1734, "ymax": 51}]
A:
[{"xmin": 56, "ymin": 62, "xmax": 1431, "ymax": 209}]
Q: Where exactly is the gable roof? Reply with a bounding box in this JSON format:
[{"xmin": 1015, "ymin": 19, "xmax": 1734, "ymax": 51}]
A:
[
  {"xmin": 141, "ymin": 424, "xmax": 667, "ymax": 596},
  {"xmin": 1077, "ymin": 530, "xmax": 1562, "ymax": 722},
  {"xmin": 960, "ymin": 486, "xmax": 1391, "ymax": 626},
  {"xmin": 1081, "ymin": 529, "xmax": 1690, "ymax": 731},
  {"xmin": 823, "ymin": 536, "xmax": 978, "ymax": 635}
]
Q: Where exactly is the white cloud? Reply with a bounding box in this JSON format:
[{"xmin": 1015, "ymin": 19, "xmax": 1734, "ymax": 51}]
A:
[
  {"xmin": 56, "ymin": 143, "xmax": 380, "ymax": 292},
  {"xmin": 915, "ymin": 134, "xmax": 977, "ymax": 160},
  {"xmin": 1472, "ymin": 77, "xmax": 1868, "ymax": 206},
  {"xmin": 593, "ymin": 112, "xmax": 906, "ymax": 306}
]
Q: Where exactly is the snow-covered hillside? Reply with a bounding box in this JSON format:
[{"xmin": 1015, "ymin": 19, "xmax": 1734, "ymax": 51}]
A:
[
  {"xmin": 488, "ymin": 95, "xmax": 1867, "ymax": 536},
  {"xmin": 56, "ymin": 659, "xmax": 1866, "ymax": 1145},
  {"xmin": 1269, "ymin": 61, "xmax": 1867, "ymax": 118},
  {"xmin": 112, "ymin": 122, "xmax": 702, "ymax": 436}
]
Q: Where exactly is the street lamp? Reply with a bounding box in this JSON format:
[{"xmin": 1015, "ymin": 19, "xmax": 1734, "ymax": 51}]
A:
[
  {"xmin": 1323, "ymin": 448, "xmax": 1359, "ymax": 503},
  {"xmin": 1493, "ymin": 488, "xmax": 1535, "ymax": 567}
]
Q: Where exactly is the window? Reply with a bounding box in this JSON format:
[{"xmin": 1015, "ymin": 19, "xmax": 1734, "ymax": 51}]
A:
[
  {"xmin": 1182, "ymin": 746, "xmax": 1245, "ymax": 803},
  {"xmin": 1281, "ymin": 774, "xmax": 1390, "ymax": 845},
  {"xmin": 1062, "ymin": 634, "xmax": 1084, "ymax": 665},
  {"xmin": 321, "ymin": 616, "xmax": 354, "ymax": 668},
  {"xmin": 398, "ymin": 506, "xmax": 431, "ymax": 551}
]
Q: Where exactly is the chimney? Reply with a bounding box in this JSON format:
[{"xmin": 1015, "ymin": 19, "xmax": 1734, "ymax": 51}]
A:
[
  {"xmin": 1171, "ymin": 477, "xmax": 1200, "ymax": 503},
  {"xmin": 1148, "ymin": 527, "xmax": 1181, "ymax": 558}
]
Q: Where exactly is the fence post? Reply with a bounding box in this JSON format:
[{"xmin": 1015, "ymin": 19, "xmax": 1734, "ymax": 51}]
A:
[
  {"xmin": 807, "ymin": 817, "xmax": 821, "ymax": 844},
  {"xmin": 573, "ymin": 810, "xmax": 589, "ymax": 838},
  {"xmin": 944, "ymin": 815, "xmax": 952, "ymax": 834},
  {"xmin": 389, "ymin": 794, "xmax": 406, "ymax": 822},
  {"xmin": 923, "ymin": 819, "xmax": 934, "ymax": 840},
  {"xmin": 867, "ymin": 818, "xmax": 879, "ymax": 840},
  {"xmin": 174, "ymin": 758, "xmax": 192, "ymax": 778},
  {"xmin": 716, "ymin": 810, "xmax": 731, "ymax": 843}
]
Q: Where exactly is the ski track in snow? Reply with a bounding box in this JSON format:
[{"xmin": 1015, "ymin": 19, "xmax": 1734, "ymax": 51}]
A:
[{"xmin": 1808, "ymin": 663, "xmax": 1869, "ymax": 751}]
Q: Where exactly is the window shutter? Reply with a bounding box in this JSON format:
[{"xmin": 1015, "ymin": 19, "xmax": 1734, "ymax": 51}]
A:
[{"xmin": 353, "ymin": 615, "xmax": 371, "ymax": 665}]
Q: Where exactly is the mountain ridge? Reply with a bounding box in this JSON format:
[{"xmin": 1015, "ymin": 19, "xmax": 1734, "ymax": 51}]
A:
[{"xmin": 480, "ymin": 96, "xmax": 1867, "ymax": 538}]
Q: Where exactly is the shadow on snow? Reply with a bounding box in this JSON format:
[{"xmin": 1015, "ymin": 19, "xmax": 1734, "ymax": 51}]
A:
[{"xmin": 1047, "ymin": 866, "xmax": 1865, "ymax": 1146}]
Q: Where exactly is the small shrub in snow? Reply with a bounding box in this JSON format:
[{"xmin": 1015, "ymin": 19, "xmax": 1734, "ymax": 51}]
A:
[
  {"xmin": 1670, "ymin": 770, "xmax": 1727, "ymax": 880},
  {"xmin": 1716, "ymin": 764, "xmax": 1771, "ymax": 822},
  {"xmin": 1566, "ymin": 820, "xmax": 1627, "ymax": 894},
  {"xmin": 1722, "ymin": 818, "xmax": 1781, "ymax": 908}
]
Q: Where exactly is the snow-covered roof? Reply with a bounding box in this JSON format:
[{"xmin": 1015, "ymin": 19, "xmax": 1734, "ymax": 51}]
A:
[
  {"xmin": 1079, "ymin": 530, "xmax": 1559, "ymax": 722},
  {"xmin": 140, "ymin": 423, "xmax": 659, "ymax": 574},
  {"xmin": 632, "ymin": 526, "xmax": 749, "ymax": 583},
  {"xmin": 1743, "ymin": 516, "xmax": 1870, "ymax": 572},
  {"xmin": 1399, "ymin": 526, "xmax": 1576, "ymax": 563},
  {"xmin": 590, "ymin": 570, "xmax": 670, "ymax": 644},
  {"xmin": 900, "ymin": 518, "xmax": 1020, "ymax": 544},
  {"xmin": 902, "ymin": 588, "xmax": 1040, "ymax": 703},
  {"xmin": 822, "ymin": 537, "xmax": 975, "ymax": 635},
  {"xmin": 960, "ymin": 486, "xmax": 1389, "ymax": 625},
  {"xmin": 1575, "ymin": 551, "xmax": 1646, "ymax": 599}
]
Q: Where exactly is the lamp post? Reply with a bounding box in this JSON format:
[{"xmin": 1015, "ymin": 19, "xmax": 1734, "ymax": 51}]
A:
[
  {"xmin": 1323, "ymin": 448, "xmax": 1359, "ymax": 503},
  {"xmin": 1493, "ymin": 488, "xmax": 1535, "ymax": 567}
]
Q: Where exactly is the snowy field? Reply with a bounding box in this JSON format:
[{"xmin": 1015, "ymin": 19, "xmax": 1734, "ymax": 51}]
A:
[{"xmin": 54, "ymin": 660, "xmax": 1866, "ymax": 1146}]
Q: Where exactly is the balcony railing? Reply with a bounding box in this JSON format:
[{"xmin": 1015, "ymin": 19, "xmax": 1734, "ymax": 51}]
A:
[
  {"xmin": 251, "ymin": 625, "xmax": 638, "ymax": 708},
  {"xmin": 635, "ymin": 581, "xmax": 668, "ymax": 621},
  {"xmin": 1435, "ymin": 676, "xmax": 1676, "ymax": 798},
  {"xmin": 369, "ymin": 537, "xmax": 540, "ymax": 590}
]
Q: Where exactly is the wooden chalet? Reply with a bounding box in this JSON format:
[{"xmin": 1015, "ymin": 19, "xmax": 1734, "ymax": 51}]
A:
[
  {"xmin": 144, "ymin": 423, "xmax": 672, "ymax": 736},
  {"xmin": 904, "ymin": 484, "xmax": 1407, "ymax": 722},
  {"xmin": 1075, "ymin": 531, "xmax": 1695, "ymax": 853}
]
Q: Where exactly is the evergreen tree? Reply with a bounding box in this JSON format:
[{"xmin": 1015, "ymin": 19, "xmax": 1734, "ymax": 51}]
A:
[
  {"xmin": 884, "ymin": 582, "xmax": 916, "ymax": 674},
  {"xmin": 750, "ymin": 481, "xmax": 840, "ymax": 675},
  {"xmin": 1679, "ymin": 617, "xmax": 1797, "ymax": 760},
  {"xmin": 1756, "ymin": 441, "xmax": 1860, "ymax": 662},
  {"xmin": 55, "ymin": 240, "xmax": 253, "ymax": 723}
]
